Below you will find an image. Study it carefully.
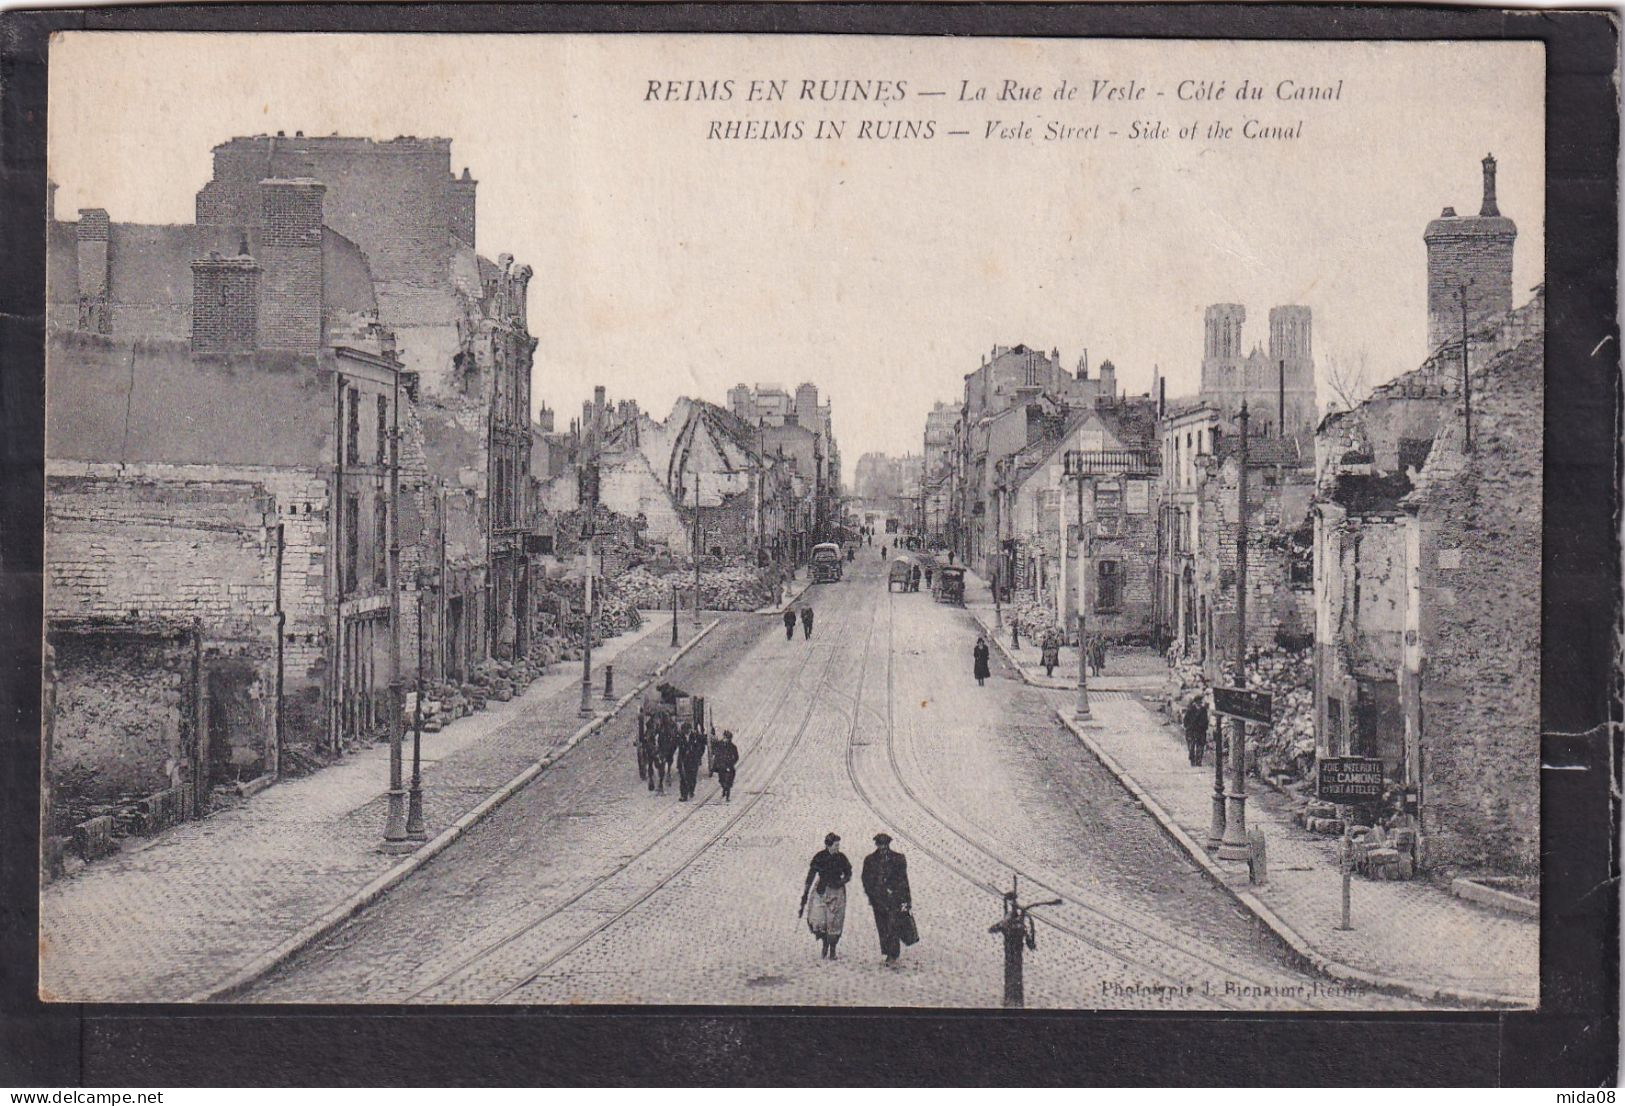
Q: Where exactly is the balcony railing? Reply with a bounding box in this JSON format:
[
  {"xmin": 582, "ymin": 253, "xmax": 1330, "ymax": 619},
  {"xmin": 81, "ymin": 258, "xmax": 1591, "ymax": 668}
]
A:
[{"xmin": 1063, "ymin": 448, "xmax": 1160, "ymax": 477}]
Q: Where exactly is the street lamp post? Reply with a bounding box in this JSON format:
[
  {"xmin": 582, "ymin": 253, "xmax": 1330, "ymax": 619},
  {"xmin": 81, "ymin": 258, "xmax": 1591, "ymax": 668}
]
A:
[
  {"xmin": 383, "ymin": 369, "xmax": 408, "ymax": 847},
  {"xmin": 1071, "ymin": 456, "xmax": 1091, "ymax": 722},
  {"xmin": 1218, "ymin": 402, "xmax": 1252, "ymax": 862},
  {"xmin": 579, "ymin": 411, "xmax": 599, "ymax": 720},
  {"xmin": 692, "ymin": 467, "xmax": 702, "ymax": 626},
  {"xmin": 406, "ymin": 575, "xmax": 430, "ymax": 841}
]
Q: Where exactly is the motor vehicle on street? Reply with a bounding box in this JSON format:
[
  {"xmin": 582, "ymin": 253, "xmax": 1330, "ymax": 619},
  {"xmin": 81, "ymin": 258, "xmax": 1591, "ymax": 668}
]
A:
[{"xmin": 810, "ymin": 541, "xmax": 844, "ymax": 583}]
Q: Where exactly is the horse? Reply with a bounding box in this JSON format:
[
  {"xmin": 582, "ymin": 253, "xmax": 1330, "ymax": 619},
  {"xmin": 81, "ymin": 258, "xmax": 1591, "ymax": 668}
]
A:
[
  {"xmin": 654, "ymin": 719, "xmax": 682, "ymax": 794},
  {"xmin": 635, "ymin": 714, "xmax": 662, "ymax": 791}
]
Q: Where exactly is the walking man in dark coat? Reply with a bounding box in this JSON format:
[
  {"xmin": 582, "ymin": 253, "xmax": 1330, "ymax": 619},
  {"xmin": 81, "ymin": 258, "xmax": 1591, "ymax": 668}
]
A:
[
  {"xmin": 1183, "ymin": 695, "xmax": 1210, "ymax": 767},
  {"xmin": 801, "ymin": 605, "xmax": 815, "ymax": 640},
  {"xmin": 861, "ymin": 833, "xmax": 913, "ymax": 965},
  {"xmin": 783, "ymin": 607, "xmax": 797, "ymax": 641},
  {"xmin": 713, "ymin": 730, "xmax": 739, "ymax": 801},
  {"xmin": 677, "ymin": 723, "xmax": 707, "ymax": 801}
]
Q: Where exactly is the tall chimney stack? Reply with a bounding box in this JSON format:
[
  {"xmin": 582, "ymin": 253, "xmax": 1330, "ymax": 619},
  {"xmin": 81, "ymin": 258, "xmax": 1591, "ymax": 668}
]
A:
[{"xmin": 1480, "ymin": 153, "xmax": 1500, "ymax": 217}]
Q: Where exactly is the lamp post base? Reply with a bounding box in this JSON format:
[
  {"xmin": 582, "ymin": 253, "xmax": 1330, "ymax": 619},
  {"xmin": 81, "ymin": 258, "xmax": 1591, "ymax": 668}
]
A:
[
  {"xmin": 383, "ymin": 787, "xmax": 408, "ymax": 844},
  {"xmin": 1207, "ymin": 794, "xmax": 1227, "ymax": 850},
  {"xmin": 405, "ymin": 785, "xmax": 427, "ymax": 842},
  {"xmin": 1216, "ymin": 796, "xmax": 1251, "ymax": 860}
]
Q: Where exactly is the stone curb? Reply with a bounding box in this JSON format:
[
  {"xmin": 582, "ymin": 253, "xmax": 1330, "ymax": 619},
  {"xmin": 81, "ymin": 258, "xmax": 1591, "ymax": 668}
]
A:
[
  {"xmin": 1051, "ymin": 708, "xmax": 1531, "ymax": 1010},
  {"xmin": 190, "ymin": 617, "xmax": 724, "ymax": 1004}
]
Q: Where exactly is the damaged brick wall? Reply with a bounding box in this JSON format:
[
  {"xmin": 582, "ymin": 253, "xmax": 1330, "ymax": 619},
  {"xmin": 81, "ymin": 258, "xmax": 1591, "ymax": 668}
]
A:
[
  {"xmin": 1412, "ymin": 336, "xmax": 1542, "ymax": 874},
  {"xmin": 48, "ymin": 626, "xmax": 196, "ymax": 829},
  {"xmin": 48, "ymin": 463, "xmax": 331, "ymax": 756},
  {"xmin": 1197, "ymin": 458, "xmax": 1315, "ymax": 668}
]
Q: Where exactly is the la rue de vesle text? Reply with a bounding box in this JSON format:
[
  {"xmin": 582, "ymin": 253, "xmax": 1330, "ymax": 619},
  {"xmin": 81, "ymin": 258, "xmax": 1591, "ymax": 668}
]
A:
[{"xmin": 643, "ymin": 76, "xmax": 1348, "ymax": 143}]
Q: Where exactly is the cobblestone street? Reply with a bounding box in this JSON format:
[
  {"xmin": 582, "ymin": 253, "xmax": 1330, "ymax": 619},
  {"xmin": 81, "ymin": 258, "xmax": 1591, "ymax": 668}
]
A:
[{"xmin": 247, "ymin": 556, "xmax": 1427, "ymax": 1009}]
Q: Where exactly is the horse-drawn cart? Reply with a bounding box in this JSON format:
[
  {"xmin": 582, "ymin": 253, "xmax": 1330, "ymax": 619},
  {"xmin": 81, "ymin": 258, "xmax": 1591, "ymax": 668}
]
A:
[{"xmin": 636, "ymin": 683, "xmax": 707, "ymax": 793}]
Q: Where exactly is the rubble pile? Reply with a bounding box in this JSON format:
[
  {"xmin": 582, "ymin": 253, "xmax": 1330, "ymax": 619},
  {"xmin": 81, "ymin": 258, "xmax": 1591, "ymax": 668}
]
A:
[
  {"xmin": 1242, "ymin": 646, "xmax": 1316, "ymax": 782},
  {"xmin": 613, "ymin": 563, "xmax": 775, "ymax": 611},
  {"xmin": 1159, "ymin": 643, "xmax": 1315, "ymax": 783},
  {"xmin": 1008, "ymin": 592, "xmax": 1062, "ymax": 640}
]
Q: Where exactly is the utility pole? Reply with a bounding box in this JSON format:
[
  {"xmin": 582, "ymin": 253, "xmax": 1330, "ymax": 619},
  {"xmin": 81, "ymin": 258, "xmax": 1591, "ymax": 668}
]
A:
[
  {"xmin": 1458, "ymin": 283, "xmax": 1474, "ymax": 452},
  {"xmin": 578, "ymin": 405, "xmax": 599, "ymax": 719},
  {"xmin": 1218, "ymin": 402, "xmax": 1252, "ymax": 862},
  {"xmin": 692, "ymin": 465, "xmax": 702, "ymax": 626},
  {"xmin": 1278, "ymin": 358, "xmax": 1285, "ymax": 438},
  {"xmin": 383, "ymin": 369, "xmax": 408, "ymax": 847},
  {"xmin": 1074, "ymin": 456, "xmax": 1091, "ymax": 722},
  {"xmin": 406, "ymin": 576, "xmax": 427, "ymax": 841}
]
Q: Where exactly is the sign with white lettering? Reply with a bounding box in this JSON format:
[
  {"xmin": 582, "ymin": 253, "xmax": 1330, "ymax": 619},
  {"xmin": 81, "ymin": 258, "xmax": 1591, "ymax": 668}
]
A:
[
  {"xmin": 1125, "ymin": 479, "xmax": 1150, "ymax": 515},
  {"xmin": 1317, "ymin": 756, "xmax": 1385, "ymax": 803}
]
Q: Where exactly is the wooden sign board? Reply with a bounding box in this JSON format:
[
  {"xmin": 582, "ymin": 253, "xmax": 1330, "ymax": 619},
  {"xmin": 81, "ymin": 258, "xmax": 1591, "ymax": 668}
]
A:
[{"xmin": 1213, "ymin": 685, "xmax": 1272, "ymax": 725}]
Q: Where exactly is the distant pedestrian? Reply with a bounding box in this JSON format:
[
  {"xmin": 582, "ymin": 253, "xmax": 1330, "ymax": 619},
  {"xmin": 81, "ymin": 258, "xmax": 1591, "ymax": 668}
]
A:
[
  {"xmin": 801, "ymin": 605, "xmax": 815, "ymax": 639},
  {"xmin": 881, "ymin": 544, "xmax": 888, "ymax": 561},
  {"xmin": 677, "ymin": 723, "xmax": 707, "ymax": 801},
  {"xmin": 1183, "ymin": 696, "xmax": 1209, "ymax": 767},
  {"xmin": 973, "ymin": 637, "xmax": 991, "ymax": 687},
  {"xmin": 1097, "ymin": 637, "xmax": 1110, "ymax": 675},
  {"xmin": 799, "ymin": 832, "xmax": 852, "ymax": 960},
  {"xmin": 784, "ymin": 607, "xmax": 797, "ymax": 641},
  {"xmin": 714, "ymin": 730, "xmax": 739, "ymax": 801},
  {"xmin": 910, "ymin": 565, "xmax": 921, "ymax": 592},
  {"xmin": 924, "ymin": 566, "xmax": 934, "ymax": 591},
  {"xmin": 947, "ymin": 550, "xmax": 955, "ymax": 565},
  {"xmin": 861, "ymin": 833, "xmax": 914, "ymax": 966},
  {"xmin": 1040, "ymin": 628, "xmax": 1061, "ymax": 678}
]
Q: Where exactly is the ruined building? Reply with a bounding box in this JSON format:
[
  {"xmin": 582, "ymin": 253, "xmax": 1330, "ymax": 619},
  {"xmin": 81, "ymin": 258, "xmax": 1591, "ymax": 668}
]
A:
[
  {"xmin": 1313, "ymin": 157, "xmax": 1537, "ymax": 875},
  {"xmin": 193, "ymin": 134, "xmax": 537, "ymax": 679},
  {"xmin": 46, "ymin": 172, "xmax": 405, "ymax": 835},
  {"xmin": 44, "ymin": 134, "xmax": 538, "ymax": 848}
]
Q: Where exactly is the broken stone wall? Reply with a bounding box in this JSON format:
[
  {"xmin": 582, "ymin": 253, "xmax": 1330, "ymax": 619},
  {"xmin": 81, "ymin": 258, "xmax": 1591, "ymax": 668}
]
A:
[
  {"xmin": 48, "ymin": 625, "xmax": 197, "ymax": 830},
  {"xmin": 1412, "ymin": 336, "xmax": 1542, "ymax": 875}
]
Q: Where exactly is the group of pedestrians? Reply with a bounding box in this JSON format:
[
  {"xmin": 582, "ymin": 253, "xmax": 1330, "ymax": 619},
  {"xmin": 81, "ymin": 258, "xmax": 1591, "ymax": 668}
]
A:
[
  {"xmin": 783, "ymin": 604, "xmax": 814, "ymax": 640},
  {"xmin": 799, "ymin": 832, "xmax": 916, "ymax": 965}
]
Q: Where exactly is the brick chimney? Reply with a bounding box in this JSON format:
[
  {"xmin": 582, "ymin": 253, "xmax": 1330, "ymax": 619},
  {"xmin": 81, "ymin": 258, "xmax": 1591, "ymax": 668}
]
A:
[
  {"xmin": 191, "ymin": 246, "xmax": 261, "ymax": 353},
  {"xmin": 257, "ymin": 178, "xmax": 325, "ymax": 353},
  {"xmin": 75, "ymin": 209, "xmax": 111, "ymax": 334},
  {"xmin": 448, "ymin": 167, "xmax": 477, "ymax": 248},
  {"xmin": 1479, "ymin": 153, "xmax": 1500, "ymax": 217}
]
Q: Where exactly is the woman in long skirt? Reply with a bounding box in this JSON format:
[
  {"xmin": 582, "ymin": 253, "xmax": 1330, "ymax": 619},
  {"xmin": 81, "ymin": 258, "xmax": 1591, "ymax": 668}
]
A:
[
  {"xmin": 1040, "ymin": 628, "xmax": 1061, "ymax": 678},
  {"xmin": 973, "ymin": 637, "xmax": 991, "ymax": 687},
  {"xmin": 799, "ymin": 832, "xmax": 853, "ymax": 959}
]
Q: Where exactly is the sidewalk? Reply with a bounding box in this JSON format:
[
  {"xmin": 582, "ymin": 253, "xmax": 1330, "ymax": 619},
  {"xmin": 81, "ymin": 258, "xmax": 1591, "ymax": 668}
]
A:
[
  {"xmin": 1055, "ymin": 702, "xmax": 1538, "ymax": 1006},
  {"xmin": 39, "ymin": 613, "xmax": 721, "ymax": 1003},
  {"xmin": 961, "ymin": 568, "xmax": 1166, "ymax": 692},
  {"xmin": 958, "ymin": 567, "xmax": 1537, "ymax": 1007},
  {"xmin": 752, "ymin": 564, "xmax": 814, "ymax": 615}
]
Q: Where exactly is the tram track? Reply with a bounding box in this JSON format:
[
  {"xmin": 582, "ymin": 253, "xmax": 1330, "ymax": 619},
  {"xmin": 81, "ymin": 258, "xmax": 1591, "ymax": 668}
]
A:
[
  {"xmin": 839, "ymin": 590, "xmax": 1336, "ymax": 1011},
  {"xmin": 400, "ymin": 588, "xmax": 866, "ymax": 1002}
]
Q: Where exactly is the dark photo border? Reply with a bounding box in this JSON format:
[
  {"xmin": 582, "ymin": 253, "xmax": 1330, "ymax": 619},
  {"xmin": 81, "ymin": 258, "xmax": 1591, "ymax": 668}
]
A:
[{"xmin": 1, "ymin": 4, "xmax": 1617, "ymax": 1088}]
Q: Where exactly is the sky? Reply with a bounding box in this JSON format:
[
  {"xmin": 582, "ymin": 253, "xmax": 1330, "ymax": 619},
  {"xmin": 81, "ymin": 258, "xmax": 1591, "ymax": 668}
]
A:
[{"xmin": 48, "ymin": 34, "xmax": 1544, "ymax": 462}]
